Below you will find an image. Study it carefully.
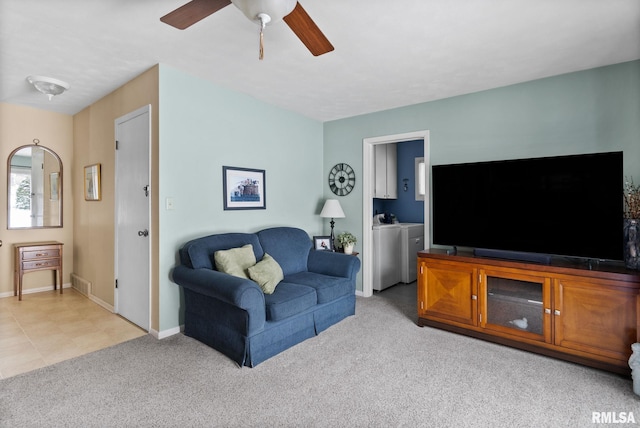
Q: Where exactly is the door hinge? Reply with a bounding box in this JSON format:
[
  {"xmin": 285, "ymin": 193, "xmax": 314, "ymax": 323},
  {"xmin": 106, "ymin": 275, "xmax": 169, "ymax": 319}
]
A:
[
  {"xmin": 115, "ymin": 279, "xmax": 118, "ymax": 289},
  {"xmin": 115, "ymin": 140, "xmax": 119, "ymax": 150}
]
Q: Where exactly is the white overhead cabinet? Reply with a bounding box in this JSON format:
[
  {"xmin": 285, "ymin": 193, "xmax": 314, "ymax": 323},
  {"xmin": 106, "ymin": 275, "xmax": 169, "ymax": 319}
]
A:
[{"xmin": 374, "ymin": 143, "xmax": 397, "ymax": 199}]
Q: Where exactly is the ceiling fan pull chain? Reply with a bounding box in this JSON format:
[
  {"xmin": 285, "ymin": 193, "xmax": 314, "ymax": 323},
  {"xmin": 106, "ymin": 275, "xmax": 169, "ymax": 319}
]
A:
[
  {"xmin": 257, "ymin": 13, "xmax": 270, "ymax": 61},
  {"xmin": 259, "ymin": 27, "xmax": 264, "ymax": 60}
]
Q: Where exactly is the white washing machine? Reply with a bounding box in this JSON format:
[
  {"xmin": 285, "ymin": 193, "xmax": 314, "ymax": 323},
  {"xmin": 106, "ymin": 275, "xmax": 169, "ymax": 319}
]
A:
[
  {"xmin": 372, "ymin": 224, "xmax": 402, "ymax": 291},
  {"xmin": 400, "ymin": 223, "xmax": 424, "ymax": 283}
]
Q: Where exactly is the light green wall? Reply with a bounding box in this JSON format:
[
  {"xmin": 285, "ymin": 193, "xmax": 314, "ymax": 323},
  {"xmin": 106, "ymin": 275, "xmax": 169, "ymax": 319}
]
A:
[
  {"xmin": 324, "ymin": 60, "xmax": 640, "ymax": 291},
  {"xmin": 158, "ymin": 65, "xmax": 325, "ymax": 331},
  {"xmin": 156, "ymin": 60, "xmax": 639, "ymax": 327}
]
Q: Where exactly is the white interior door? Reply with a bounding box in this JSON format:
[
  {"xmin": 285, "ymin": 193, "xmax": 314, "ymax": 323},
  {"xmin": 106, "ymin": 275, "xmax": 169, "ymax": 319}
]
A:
[{"xmin": 115, "ymin": 105, "xmax": 151, "ymax": 331}]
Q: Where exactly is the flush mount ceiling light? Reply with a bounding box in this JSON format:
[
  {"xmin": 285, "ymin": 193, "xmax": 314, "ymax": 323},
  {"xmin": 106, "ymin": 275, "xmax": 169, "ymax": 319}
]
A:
[{"xmin": 26, "ymin": 75, "xmax": 70, "ymax": 101}]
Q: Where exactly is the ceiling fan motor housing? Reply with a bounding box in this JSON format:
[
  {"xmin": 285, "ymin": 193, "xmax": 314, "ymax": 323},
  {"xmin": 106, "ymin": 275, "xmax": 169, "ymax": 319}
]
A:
[{"xmin": 231, "ymin": 0, "xmax": 297, "ymax": 24}]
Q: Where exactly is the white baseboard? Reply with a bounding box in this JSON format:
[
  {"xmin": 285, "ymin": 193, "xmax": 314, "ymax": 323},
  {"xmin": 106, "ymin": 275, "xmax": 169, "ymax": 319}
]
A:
[
  {"xmin": 153, "ymin": 326, "xmax": 181, "ymax": 339},
  {"xmin": 87, "ymin": 293, "xmax": 114, "ymax": 312},
  {"xmin": 0, "ymin": 282, "xmax": 72, "ymax": 299}
]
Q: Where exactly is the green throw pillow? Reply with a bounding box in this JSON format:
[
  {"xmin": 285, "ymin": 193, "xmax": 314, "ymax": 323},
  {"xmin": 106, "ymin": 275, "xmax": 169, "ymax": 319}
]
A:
[
  {"xmin": 248, "ymin": 253, "xmax": 284, "ymax": 294},
  {"xmin": 214, "ymin": 244, "xmax": 256, "ymax": 279}
]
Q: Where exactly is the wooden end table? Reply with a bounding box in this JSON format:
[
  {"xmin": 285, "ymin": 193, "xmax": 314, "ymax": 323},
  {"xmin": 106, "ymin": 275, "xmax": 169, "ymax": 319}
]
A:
[{"xmin": 14, "ymin": 241, "xmax": 64, "ymax": 301}]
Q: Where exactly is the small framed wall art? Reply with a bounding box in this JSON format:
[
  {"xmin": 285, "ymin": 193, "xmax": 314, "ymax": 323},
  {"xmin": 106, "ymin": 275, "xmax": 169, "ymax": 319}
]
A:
[
  {"xmin": 313, "ymin": 236, "xmax": 334, "ymax": 251},
  {"xmin": 223, "ymin": 166, "xmax": 266, "ymax": 210},
  {"xmin": 84, "ymin": 163, "xmax": 101, "ymax": 201}
]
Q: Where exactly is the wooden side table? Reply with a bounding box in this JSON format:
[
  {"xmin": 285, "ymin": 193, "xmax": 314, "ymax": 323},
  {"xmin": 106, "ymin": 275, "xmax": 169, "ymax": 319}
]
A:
[{"xmin": 14, "ymin": 241, "xmax": 63, "ymax": 301}]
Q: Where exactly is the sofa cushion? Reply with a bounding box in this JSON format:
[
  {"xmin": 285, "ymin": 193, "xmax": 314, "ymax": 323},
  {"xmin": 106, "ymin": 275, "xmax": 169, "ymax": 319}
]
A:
[
  {"xmin": 179, "ymin": 233, "xmax": 263, "ymax": 270},
  {"xmin": 257, "ymin": 227, "xmax": 312, "ymax": 276},
  {"xmin": 248, "ymin": 253, "xmax": 284, "ymax": 294},
  {"xmin": 263, "ymin": 282, "xmax": 317, "ymax": 321},
  {"xmin": 284, "ymin": 272, "xmax": 354, "ymax": 304},
  {"xmin": 214, "ymin": 244, "xmax": 256, "ymax": 279}
]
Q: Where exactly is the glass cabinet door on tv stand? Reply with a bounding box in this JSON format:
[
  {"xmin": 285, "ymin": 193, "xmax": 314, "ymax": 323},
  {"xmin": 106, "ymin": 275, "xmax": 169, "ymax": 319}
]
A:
[{"xmin": 479, "ymin": 269, "xmax": 552, "ymax": 343}]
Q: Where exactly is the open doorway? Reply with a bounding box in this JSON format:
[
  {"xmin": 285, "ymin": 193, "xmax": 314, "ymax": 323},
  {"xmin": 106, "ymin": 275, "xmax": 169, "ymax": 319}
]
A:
[{"xmin": 361, "ymin": 131, "xmax": 430, "ymax": 297}]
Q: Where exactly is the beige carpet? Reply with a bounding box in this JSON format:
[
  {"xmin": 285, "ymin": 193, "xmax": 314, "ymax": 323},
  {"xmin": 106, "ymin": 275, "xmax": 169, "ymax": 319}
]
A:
[{"xmin": 1, "ymin": 283, "xmax": 637, "ymax": 427}]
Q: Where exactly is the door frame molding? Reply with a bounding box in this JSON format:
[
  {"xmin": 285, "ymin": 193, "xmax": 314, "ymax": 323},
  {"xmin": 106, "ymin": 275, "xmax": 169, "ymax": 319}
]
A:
[
  {"xmin": 114, "ymin": 104, "xmax": 152, "ymax": 331},
  {"xmin": 361, "ymin": 130, "xmax": 430, "ymax": 297}
]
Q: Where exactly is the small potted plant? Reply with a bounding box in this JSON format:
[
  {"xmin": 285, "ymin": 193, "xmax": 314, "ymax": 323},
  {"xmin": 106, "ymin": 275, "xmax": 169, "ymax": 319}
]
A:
[
  {"xmin": 625, "ymin": 177, "xmax": 640, "ymax": 220},
  {"xmin": 624, "ymin": 177, "xmax": 640, "ymax": 270},
  {"xmin": 337, "ymin": 232, "xmax": 357, "ymax": 255}
]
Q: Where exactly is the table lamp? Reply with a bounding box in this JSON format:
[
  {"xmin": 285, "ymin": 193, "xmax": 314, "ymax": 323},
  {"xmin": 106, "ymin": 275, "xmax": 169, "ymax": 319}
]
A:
[{"xmin": 320, "ymin": 199, "xmax": 345, "ymax": 250}]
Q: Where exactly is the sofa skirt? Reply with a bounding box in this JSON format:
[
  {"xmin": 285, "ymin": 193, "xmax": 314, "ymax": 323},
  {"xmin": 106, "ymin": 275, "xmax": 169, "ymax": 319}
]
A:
[
  {"xmin": 246, "ymin": 312, "xmax": 316, "ymax": 367},
  {"xmin": 313, "ymin": 294, "xmax": 356, "ymax": 333},
  {"xmin": 182, "ymin": 288, "xmax": 356, "ymax": 367}
]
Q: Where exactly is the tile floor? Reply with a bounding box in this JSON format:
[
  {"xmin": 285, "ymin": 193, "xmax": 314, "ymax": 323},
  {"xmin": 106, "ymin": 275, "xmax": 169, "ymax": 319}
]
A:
[
  {"xmin": 0, "ymin": 283, "xmax": 416, "ymax": 380},
  {"xmin": 0, "ymin": 288, "xmax": 146, "ymax": 379}
]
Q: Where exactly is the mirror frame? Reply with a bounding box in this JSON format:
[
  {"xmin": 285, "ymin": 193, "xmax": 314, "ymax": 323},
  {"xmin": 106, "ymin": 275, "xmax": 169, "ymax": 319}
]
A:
[{"xmin": 7, "ymin": 143, "xmax": 63, "ymax": 229}]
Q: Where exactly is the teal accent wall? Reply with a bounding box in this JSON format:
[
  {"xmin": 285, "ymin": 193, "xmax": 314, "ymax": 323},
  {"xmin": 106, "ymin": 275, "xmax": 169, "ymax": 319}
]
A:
[
  {"xmin": 158, "ymin": 65, "xmax": 325, "ymax": 331},
  {"xmin": 324, "ymin": 60, "xmax": 640, "ymax": 292},
  {"xmin": 157, "ymin": 60, "xmax": 639, "ymax": 327}
]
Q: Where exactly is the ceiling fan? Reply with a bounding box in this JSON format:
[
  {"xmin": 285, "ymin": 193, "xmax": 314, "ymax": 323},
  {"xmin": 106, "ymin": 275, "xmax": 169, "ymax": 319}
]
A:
[{"xmin": 160, "ymin": 0, "xmax": 334, "ymax": 59}]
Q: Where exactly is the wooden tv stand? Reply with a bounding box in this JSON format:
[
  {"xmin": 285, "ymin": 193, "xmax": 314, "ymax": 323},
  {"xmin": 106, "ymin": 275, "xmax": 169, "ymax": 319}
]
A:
[{"xmin": 417, "ymin": 249, "xmax": 640, "ymax": 375}]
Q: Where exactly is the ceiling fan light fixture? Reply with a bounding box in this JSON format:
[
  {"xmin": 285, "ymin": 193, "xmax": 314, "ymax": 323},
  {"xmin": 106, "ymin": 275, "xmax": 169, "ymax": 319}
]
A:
[
  {"xmin": 26, "ymin": 75, "xmax": 70, "ymax": 101},
  {"xmin": 231, "ymin": 0, "xmax": 296, "ymax": 24}
]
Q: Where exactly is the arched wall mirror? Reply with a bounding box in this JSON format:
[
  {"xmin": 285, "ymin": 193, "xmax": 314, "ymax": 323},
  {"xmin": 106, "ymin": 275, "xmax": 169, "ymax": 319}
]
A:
[{"xmin": 7, "ymin": 142, "xmax": 63, "ymax": 229}]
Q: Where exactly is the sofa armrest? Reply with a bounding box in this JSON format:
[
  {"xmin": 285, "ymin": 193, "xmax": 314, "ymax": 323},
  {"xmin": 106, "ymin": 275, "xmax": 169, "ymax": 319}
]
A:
[
  {"xmin": 307, "ymin": 251, "xmax": 361, "ymax": 279},
  {"xmin": 172, "ymin": 265, "xmax": 266, "ymax": 331}
]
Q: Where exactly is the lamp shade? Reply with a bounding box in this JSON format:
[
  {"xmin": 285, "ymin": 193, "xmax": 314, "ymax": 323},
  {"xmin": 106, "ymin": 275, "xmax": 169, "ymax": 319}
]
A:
[{"xmin": 320, "ymin": 199, "xmax": 345, "ymax": 218}]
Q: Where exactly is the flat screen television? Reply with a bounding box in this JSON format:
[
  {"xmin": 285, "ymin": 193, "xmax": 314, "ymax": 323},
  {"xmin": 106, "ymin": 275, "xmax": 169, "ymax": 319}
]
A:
[{"xmin": 431, "ymin": 151, "xmax": 624, "ymax": 262}]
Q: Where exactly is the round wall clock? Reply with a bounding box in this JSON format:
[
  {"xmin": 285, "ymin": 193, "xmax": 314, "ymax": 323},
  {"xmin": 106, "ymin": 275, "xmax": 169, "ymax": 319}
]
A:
[{"xmin": 329, "ymin": 163, "xmax": 355, "ymax": 196}]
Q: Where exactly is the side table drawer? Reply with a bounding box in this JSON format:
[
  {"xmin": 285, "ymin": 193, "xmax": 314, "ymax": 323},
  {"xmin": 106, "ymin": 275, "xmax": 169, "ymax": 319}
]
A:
[
  {"xmin": 22, "ymin": 259, "xmax": 61, "ymax": 270},
  {"xmin": 22, "ymin": 249, "xmax": 60, "ymax": 260}
]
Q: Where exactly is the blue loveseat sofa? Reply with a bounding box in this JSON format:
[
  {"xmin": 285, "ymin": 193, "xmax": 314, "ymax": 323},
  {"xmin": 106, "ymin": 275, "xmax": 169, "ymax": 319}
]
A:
[{"xmin": 172, "ymin": 227, "xmax": 361, "ymax": 367}]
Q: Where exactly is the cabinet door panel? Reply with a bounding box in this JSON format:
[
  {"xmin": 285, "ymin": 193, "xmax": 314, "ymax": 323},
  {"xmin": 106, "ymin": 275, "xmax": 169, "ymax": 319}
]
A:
[
  {"xmin": 373, "ymin": 144, "xmax": 397, "ymax": 199},
  {"xmin": 554, "ymin": 279, "xmax": 637, "ymax": 362},
  {"xmin": 420, "ymin": 262, "xmax": 477, "ymax": 325},
  {"xmin": 385, "ymin": 144, "xmax": 397, "ymax": 199},
  {"xmin": 374, "ymin": 145, "xmax": 387, "ymax": 198},
  {"xmin": 480, "ymin": 269, "xmax": 551, "ymax": 343}
]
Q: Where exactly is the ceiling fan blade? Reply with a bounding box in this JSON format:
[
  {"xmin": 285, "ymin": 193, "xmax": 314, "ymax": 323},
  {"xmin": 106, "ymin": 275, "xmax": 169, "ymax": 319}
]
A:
[
  {"xmin": 160, "ymin": 0, "xmax": 231, "ymax": 30},
  {"xmin": 283, "ymin": 2, "xmax": 334, "ymax": 56}
]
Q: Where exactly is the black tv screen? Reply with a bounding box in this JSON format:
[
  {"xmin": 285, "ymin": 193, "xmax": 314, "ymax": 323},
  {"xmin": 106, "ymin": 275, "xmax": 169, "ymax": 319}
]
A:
[{"xmin": 432, "ymin": 151, "xmax": 624, "ymax": 261}]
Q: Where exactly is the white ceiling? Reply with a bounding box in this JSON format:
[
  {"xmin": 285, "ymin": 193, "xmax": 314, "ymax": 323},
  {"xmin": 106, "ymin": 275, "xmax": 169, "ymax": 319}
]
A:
[{"xmin": 1, "ymin": 0, "xmax": 639, "ymax": 122}]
